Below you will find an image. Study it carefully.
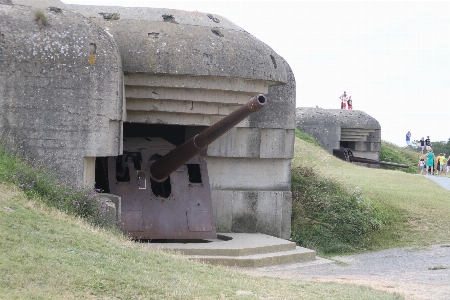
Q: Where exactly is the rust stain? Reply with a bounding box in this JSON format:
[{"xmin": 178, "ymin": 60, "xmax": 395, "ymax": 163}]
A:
[{"xmin": 89, "ymin": 54, "xmax": 96, "ymax": 65}]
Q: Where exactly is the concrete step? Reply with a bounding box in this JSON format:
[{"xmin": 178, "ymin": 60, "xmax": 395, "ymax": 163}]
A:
[
  {"xmin": 145, "ymin": 233, "xmax": 317, "ymax": 267},
  {"xmin": 188, "ymin": 246, "xmax": 316, "ymax": 267}
]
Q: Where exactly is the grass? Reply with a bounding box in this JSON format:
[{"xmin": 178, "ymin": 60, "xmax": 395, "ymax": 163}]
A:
[
  {"xmin": 291, "ymin": 133, "xmax": 450, "ymax": 254},
  {"xmin": 33, "ymin": 10, "xmax": 50, "ymax": 26},
  {"xmin": 0, "ymin": 183, "xmax": 401, "ymax": 299},
  {"xmin": 291, "ymin": 165, "xmax": 385, "ymax": 254}
]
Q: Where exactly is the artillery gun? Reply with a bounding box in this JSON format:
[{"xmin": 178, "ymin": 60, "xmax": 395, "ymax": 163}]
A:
[
  {"xmin": 333, "ymin": 147, "xmax": 409, "ymax": 168},
  {"xmin": 107, "ymin": 95, "xmax": 267, "ymax": 239}
]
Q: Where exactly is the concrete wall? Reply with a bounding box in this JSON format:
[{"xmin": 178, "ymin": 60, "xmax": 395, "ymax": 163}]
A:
[
  {"xmin": 296, "ymin": 108, "xmax": 381, "ymax": 164},
  {"xmin": 0, "ymin": 3, "xmax": 123, "ymax": 187}
]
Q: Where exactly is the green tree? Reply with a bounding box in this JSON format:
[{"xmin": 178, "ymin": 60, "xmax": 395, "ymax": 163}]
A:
[{"xmin": 429, "ymin": 138, "xmax": 450, "ymax": 156}]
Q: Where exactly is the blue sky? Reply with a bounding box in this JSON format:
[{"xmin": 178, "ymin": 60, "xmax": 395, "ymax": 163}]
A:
[{"xmin": 63, "ymin": 1, "xmax": 450, "ymax": 147}]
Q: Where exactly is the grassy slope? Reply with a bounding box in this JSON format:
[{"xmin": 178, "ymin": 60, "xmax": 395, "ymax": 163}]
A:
[
  {"xmin": 0, "ymin": 183, "xmax": 401, "ymax": 300},
  {"xmin": 292, "ymin": 137, "xmax": 450, "ymax": 249},
  {"xmin": 379, "ymin": 141, "xmax": 422, "ymax": 174}
]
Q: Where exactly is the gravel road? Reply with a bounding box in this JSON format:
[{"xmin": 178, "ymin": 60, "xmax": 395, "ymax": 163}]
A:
[{"xmin": 241, "ymin": 176, "xmax": 450, "ymax": 300}]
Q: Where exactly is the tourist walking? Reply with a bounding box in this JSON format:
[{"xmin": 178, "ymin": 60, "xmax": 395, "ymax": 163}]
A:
[
  {"xmin": 340, "ymin": 91, "xmax": 348, "ymax": 109},
  {"xmin": 418, "ymin": 156, "xmax": 426, "ymax": 175},
  {"xmin": 420, "ymin": 137, "xmax": 425, "ymax": 154},
  {"xmin": 440, "ymin": 154, "xmax": 446, "ymax": 174},
  {"xmin": 426, "ymin": 149, "xmax": 435, "ymax": 175}
]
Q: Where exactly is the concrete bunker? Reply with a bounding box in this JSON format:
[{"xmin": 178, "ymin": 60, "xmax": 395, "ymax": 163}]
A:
[
  {"xmin": 295, "ymin": 108, "xmax": 381, "ymax": 166},
  {"xmin": 1, "ymin": 1, "xmax": 296, "ymax": 240}
]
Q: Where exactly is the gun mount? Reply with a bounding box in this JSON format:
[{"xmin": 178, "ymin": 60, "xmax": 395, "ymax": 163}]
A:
[
  {"xmin": 107, "ymin": 95, "xmax": 266, "ymax": 239},
  {"xmin": 333, "ymin": 147, "xmax": 409, "ymax": 168}
]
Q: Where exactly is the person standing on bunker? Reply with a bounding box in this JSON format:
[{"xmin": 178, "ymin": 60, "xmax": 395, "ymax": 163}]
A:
[
  {"xmin": 347, "ymin": 96, "xmax": 353, "ymax": 110},
  {"xmin": 339, "ymin": 91, "xmax": 348, "ymax": 109},
  {"xmin": 404, "ymin": 131, "xmax": 411, "ymax": 148}
]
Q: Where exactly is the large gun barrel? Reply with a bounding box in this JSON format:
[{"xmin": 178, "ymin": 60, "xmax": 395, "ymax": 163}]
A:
[
  {"xmin": 333, "ymin": 147, "xmax": 409, "ymax": 168},
  {"xmin": 348, "ymin": 156, "xmax": 409, "ymax": 168},
  {"xmin": 150, "ymin": 94, "xmax": 267, "ymax": 182}
]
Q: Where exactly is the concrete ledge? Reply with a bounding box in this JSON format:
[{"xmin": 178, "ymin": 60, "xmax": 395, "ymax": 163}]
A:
[{"xmin": 145, "ymin": 233, "xmax": 316, "ymax": 267}]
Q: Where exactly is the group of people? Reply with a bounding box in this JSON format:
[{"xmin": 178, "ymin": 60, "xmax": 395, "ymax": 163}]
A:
[
  {"xmin": 419, "ymin": 151, "xmax": 450, "ymax": 175},
  {"xmin": 412, "ymin": 134, "xmax": 450, "ymax": 175},
  {"xmin": 339, "ymin": 91, "xmax": 353, "ymax": 109}
]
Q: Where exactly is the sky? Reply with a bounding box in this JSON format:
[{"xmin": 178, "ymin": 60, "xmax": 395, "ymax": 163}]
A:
[{"xmin": 63, "ymin": 0, "xmax": 450, "ymax": 147}]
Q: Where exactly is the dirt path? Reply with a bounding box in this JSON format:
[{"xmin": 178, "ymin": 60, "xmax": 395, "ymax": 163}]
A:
[{"xmin": 239, "ymin": 244, "xmax": 450, "ymax": 300}]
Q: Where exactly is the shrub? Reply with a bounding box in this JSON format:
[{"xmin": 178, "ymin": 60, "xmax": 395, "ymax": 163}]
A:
[{"xmin": 291, "ymin": 165, "xmax": 386, "ymax": 254}]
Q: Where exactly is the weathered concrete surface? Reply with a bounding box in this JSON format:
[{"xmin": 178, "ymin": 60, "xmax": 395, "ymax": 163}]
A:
[
  {"xmin": 0, "ymin": 3, "xmax": 123, "ymax": 187},
  {"xmin": 212, "ymin": 190, "xmax": 292, "ymax": 239},
  {"xmin": 296, "ymin": 108, "xmax": 381, "ymax": 163},
  {"xmin": 66, "ymin": 4, "xmax": 287, "ymax": 83},
  {"xmin": 249, "ymin": 58, "xmax": 296, "ymax": 130}
]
